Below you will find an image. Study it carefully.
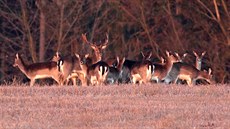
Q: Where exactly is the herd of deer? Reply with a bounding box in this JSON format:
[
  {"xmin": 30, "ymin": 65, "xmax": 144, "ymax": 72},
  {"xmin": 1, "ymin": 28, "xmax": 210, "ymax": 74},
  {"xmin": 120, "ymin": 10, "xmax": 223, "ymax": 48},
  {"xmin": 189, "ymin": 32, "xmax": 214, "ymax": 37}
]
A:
[{"xmin": 13, "ymin": 34, "xmax": 214, "ymax": 87}]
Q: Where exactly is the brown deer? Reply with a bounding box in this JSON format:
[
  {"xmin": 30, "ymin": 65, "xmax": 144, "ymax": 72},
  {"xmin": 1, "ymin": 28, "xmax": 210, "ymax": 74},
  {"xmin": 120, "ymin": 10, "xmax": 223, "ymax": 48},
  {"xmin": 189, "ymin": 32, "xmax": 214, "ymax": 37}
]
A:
[
  {"xmin": 120, "ymin": 52, "xmax": 153, "ymax": 84},
  {"xmin": 75, "ymin": 54, "xmax": 109, "ymax": 86},
  {"xmin": 151, "ymin": 51, "xmax": 180, "ymax": 83},
  {"xmin": 193, "ymin": 51, "xmax": 206, "ymax": 70},
  {"xmin": 82, "ymin": 33, "xmax": 108, "ymax": 63},
  {"xmin": 130, "ymin": 60, "xmax": 155, "ymax": 84},
  {"xmin": 164, "ymin": 62, "xmax": 213, "ymax": 86},
  {"xmin": 13, "ymin": 53, "xmax": 64, "ymax": 86},
  {"xmin": 52, "ymin": 52, "xmax": 81, "ymax": 85}
]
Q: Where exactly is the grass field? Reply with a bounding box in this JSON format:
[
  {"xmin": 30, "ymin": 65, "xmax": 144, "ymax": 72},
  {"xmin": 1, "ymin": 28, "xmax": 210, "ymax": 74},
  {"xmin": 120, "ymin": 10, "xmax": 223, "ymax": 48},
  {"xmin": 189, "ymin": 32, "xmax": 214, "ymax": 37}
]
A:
[{"xmin": 0, "ymin": 84, "xmax": 229, "ymax": 129}]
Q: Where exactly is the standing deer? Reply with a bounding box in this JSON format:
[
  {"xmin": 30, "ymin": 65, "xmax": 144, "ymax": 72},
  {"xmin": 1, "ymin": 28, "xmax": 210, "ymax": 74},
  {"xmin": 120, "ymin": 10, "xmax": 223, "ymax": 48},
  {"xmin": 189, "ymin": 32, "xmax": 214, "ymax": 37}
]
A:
[
  {"xmin": 193, "ymin": 51, "xmax": 206, "ymax": 70},
  {"xmin": 13, "ymin": 53, "xmax": 64, "ymax": 86},
  {"xmin": 82, "ymin": 33, "xmax": 108, "ymax": 63},
  {"xmin": 75, "ymin": 54, "xmax": 109, "ymax": 86},
  {"xmin": 152, "ymin": 51, "xmax": 180, "ymax": 83},
  {"xmin": 106, "ymin": 57, "xmax": 126, "ymax": 84},
  {"xmin": 130, "ymin": 60, "xmax": 155, "ymax": 84},
  {"xmin": 52, "ymin": 52, "xmax": 81, "ymax": 85},
  {"xmin": 164, "ymin": 62, "xmax": 213, "ymax": 86},
  {"xmin": 120, "ymin": 52, "xmax": 153, "ymax": 84}
]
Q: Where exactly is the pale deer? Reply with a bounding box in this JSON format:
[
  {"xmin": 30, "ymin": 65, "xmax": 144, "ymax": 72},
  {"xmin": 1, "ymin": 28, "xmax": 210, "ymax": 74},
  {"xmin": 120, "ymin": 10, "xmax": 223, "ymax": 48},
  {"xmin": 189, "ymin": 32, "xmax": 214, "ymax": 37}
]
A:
[
  {"xmin": 130, "ymin": 60, "xmax": 155, "ymax": 84},
  {"xmin": 193, "ymin": 51, "xmax": 206, "ymax": 70},
  {"xmin": 13, "ymin": 53, "xmax": 64, "ymax": 86},
  {"xmin": 106, "ymin": 57, "xmax": 126, "ymax": 84},
  {"xmin": 164, "ymin": 62, "xmax": 213, "ymax": 86},
  {"xmin": 75, "ymin": 54, "xmax": 109, "ymax": 86},
  {"xmin": 82, "ymin": 33, "xmax": 108, "ymax": 63},
  {"xmin": 151, "ymin": 51, "xmax": 180, "ymax": 83}
]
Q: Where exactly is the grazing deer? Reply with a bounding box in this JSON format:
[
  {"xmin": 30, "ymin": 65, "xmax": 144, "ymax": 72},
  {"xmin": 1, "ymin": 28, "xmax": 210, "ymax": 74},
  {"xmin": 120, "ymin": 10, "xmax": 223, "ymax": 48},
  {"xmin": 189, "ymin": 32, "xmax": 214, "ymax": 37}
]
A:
[
  {"xmin": 164, "ymin": 62, "xmax": 213, "ymax": 86},
  {"xmin": 75, "ymin": 54, "xmax": 109, "ymax": 86},
  {"xmin": 13, "ymin": 53, "xmax": 64, "ymax": 86},
  {"xmin": 106, "ymin": 57, "xmax": 126, "ymax": 84},
  {"xmin": 130, "ymin": 60, "xmax": 155, "ymax": 84},
  {"xmin": 193, "ymin": 51, "xmax": 206, "ymax": 70},
  {"xmin": 151, "ymin": 51, "xmax": 180, "ymax": 83},
  {"xmin": 82, "ymin": 33, "xmax": 108, "ymax": 63}
]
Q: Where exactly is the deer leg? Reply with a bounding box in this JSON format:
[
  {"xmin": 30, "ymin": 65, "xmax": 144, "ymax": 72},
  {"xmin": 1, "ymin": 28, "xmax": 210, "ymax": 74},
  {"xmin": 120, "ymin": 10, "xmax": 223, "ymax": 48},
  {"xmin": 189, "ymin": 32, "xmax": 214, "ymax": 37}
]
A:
[
  {"xmin": 187, "ymin": 78, "xmax": 192, "ymax": 87},
  {"xmin": 30, "ymin": 79, "xmax": 35, "ymax": 86}
]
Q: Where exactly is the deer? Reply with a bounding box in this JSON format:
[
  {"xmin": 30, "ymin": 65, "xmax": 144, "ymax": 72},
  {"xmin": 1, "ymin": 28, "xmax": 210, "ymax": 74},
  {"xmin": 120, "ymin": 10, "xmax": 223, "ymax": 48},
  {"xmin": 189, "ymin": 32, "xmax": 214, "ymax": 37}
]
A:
[
  {"xmin": 52, "ymin": 52, "xmax": 80, "ymax": 85},
  {"xmin": 151, "ymin": 51, "xmax": 180, "ymax": 83},
  {"xmin": 82, "ymin": 33, "xmax": 108, "ymax": 64},
  {"xmin": 130, "ymin": 59, "xmax": 155, "ymax": 84},
  {"xmin": 193, "ymin": 51, "xmax": 206, "ymax": 70},
  {"xmin": 106, "ymin": 57, "xmax": 126, "ymax": 84},
  {"xmin": 13, "ymin": 53, "xmax": 64, "ymax": 86},
  {"xmin": 164, "ymin": 62, "xmax": 213, "ymax": 86},
  {"xmin": 75, "ymin": 53, "xmax": 109, "ymax": 86},
  {"xmin": 119, "ymin": 51, "xmax": 153, "ymax": 84}
]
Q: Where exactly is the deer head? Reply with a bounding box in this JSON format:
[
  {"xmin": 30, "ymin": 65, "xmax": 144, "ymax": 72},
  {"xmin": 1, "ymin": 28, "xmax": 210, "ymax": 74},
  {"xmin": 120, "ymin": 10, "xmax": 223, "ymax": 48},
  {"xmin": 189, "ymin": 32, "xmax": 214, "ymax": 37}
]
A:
[
  {"xmin": 174, "ymin": 52, "xmax": 188, "ymax": 62},
  {"xmin": 193, "ymin": 51, "xmax": 206, "ymax": 70},
  {"xmin": 82, "ymin": 33, "xmax": 109, "ymax": 62}
]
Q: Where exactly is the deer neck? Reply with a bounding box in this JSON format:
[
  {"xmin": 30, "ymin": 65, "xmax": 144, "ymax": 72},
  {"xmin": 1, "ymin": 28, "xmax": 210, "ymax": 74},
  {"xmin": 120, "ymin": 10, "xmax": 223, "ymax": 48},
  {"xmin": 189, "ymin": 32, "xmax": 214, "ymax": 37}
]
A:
[
  {"xmin": 164, "ymin": 58, "xmax": 174, "ymax": 71},
  {"xmin": 94, "ymin": 51, "xmax": 102, "ymax": 63},
  {"xmin": 17, "ymin": 58, "xmax": 29, "ymax": 77},
  {"xmin": 196, "ymin": 59, "xmax": 202, "ymax": 70}
]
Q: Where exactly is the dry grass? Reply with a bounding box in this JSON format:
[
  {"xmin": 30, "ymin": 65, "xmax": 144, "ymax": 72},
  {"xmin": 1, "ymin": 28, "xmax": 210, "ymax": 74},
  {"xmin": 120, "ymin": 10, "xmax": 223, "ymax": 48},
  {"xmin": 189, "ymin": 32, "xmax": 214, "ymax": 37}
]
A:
[{"xmin": 0, "ymin": 83, "xmax": 229, "ymax": 129}]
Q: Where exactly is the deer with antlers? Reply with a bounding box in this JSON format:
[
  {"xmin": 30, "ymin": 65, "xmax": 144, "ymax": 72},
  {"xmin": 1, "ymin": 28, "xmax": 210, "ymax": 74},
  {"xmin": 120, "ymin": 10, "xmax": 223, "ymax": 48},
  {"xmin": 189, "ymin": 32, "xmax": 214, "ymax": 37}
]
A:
[{"xmin": 82, "ymin": 33, "xmax": 109, "ymax": 64}]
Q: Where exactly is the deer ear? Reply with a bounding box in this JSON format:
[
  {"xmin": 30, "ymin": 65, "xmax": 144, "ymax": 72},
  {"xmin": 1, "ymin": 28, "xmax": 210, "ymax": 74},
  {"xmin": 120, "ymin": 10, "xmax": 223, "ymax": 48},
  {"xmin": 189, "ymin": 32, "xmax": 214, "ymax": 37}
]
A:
[
  {"xmin": 90, "ymin": 44, "xmax": 97, "ymax": 50},
  {"xmin": 202, "ymin": 51, "xmax": 206, "ymax": 56},
  {"xmin": 160, "ymin": 57, "xmax": 165, "ymax": 64},
  {"xmin": 122, "ymin": 57, "xmax": 126, "ymax": 63},
  {"xmin": 116, "ymin": 56, "xmax": 119, "ymax": 64},
  {"xmin": 85, "ymin": 54, "xmax": 89, "ymax": 58},
  {"xmin": 75, "ymin": 53, "xmax": 80, "ymax": 59},
  {"xmin": 208, "ymin": 68, "xmax": 212, "ymax": 75},
  {"xmin": 101, "ymin": 44, "xmax": 108, "ymax": 49},
  {"xmin": 56, "ymin": 52, "xmax": 60, "ymax": 58},
  {"xmin": 175, "ymin": 52, "xmax": 179, "ymax": 58},
  {"xmin": 166, "ymin": 50, "xmax": 170, "ymax": 57},
  {"xmin": 193, "ymin": 51, "xmax": 198, "ymax": 57},
  {"xmin": 16, "ymin": 53, "xmax": 19, "ymax": 59}
]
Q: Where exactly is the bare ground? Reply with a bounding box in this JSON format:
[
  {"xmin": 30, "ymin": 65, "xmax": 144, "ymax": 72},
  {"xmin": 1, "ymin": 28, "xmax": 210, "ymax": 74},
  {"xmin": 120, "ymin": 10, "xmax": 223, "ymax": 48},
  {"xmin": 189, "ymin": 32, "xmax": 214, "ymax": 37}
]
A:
[{"xmin": 0, "ymin": 84, "xmax": 229, "ymax": 129}]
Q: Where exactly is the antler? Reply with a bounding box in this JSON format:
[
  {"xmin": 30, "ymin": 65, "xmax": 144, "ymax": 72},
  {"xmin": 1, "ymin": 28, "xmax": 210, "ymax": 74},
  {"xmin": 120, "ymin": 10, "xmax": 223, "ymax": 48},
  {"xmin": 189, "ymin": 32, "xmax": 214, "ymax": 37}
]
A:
[{"xmin": 82, "ymin": 33, "xmax": 90, "ymax": 44}]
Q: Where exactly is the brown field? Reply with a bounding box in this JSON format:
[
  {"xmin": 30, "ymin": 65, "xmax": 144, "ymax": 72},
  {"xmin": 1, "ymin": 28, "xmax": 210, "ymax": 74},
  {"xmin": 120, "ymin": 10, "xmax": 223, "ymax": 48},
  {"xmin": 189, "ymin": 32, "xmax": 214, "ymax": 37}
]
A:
[{"xmin": 0, "ymin": 84, "xmax": 229, "ymax": 129}]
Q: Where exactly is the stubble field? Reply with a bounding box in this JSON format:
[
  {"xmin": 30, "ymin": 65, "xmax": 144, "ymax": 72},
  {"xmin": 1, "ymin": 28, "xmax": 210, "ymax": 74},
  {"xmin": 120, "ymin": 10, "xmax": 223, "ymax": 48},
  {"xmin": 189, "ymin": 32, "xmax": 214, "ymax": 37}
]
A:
[{"xmin": 0, "ymin": 83, "xmax": 229, "ymax": 129}]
